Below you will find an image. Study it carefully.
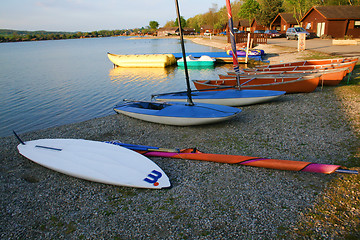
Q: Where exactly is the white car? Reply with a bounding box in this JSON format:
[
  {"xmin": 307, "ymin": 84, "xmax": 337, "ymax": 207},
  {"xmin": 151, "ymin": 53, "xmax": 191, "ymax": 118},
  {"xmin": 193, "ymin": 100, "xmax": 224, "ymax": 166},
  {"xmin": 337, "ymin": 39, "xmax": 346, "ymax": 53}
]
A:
[
  {"xmin": 204, "ymin": 30, "xmax": 211, "ymax": 36},
  {"xmin": 286, "ymin": 27, "xmax": 310, "ymax": 40}
]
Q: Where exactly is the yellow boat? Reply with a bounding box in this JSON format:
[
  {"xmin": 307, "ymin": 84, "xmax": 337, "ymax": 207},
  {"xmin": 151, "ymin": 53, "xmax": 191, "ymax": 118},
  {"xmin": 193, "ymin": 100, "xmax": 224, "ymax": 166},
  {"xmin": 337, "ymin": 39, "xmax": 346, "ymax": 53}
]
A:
[{"xmin": 107, "ymin": 52, "xmax": 176, "ymax": 68}]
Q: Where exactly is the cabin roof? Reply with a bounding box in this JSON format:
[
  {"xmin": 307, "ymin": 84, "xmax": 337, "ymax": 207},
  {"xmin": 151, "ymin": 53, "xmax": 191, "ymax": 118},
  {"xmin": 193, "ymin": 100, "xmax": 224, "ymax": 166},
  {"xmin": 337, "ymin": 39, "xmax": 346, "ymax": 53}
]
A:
[
  {"xmin": 279, "ymin": 13, "xmax": 298, "ymax": 24},
  {"xmin": 158, "ymin": 27, "xmax": 178, "ymax": 31},
  {"xmin": 302, "ymin": 5, "xmax": 360, "ymax": 21},
  {"xmin": 238, "ymin": 19, "xmax": 250, "ymax": 27},
  {"xmin": 270, "ymin": 12, "xmax": 301, "ymax": 27}
]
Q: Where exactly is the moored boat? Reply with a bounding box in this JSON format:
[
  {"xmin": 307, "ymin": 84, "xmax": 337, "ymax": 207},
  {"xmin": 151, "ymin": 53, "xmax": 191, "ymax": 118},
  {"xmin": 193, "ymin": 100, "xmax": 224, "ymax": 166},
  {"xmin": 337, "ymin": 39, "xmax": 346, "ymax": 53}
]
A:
[
  {"xmin": 253, "ymin": 57, "xmax": 358, "ymax": 72},
  {"xmin": 193, "ymin": 73, "xmax": 321, "ymax": 93},
  {"xmin": 255, "ymin": 57, "xmax": 358, "ymax": 68},
  {"xmin": 177, "ymin": 55, "xmax": 215, "ymax": 67},
  {"xmin": 153, "ymin": 89, "xmax": 286, "ymax": 106},
  {"xmin": 243, "ymin": 61, "xmax": 356, "ymax": 73},
  {"xmin": 113, "ymin": 101, "xmax": 240, "ymax": 126},
  {"xmin": 107, "ymin": 52, "xmax": 176, "ymax": 68},
  {"xmin": 221, "ymin": 67, "xmax": 348, "ymax": 86},
  {"xmin": 226, "ymin": 49, "xmax": 265, "ymax": 57}
]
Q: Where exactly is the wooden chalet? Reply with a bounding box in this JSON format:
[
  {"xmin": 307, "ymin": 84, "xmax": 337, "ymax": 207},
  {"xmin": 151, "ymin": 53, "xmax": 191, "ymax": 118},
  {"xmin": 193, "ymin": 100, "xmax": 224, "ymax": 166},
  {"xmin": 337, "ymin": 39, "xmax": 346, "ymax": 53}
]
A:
[
  {"xmin": 224, "ymin": 19, "xmax": 250, "ymax": 32},
  {"xmin": 200, "ymin": 25, "xmax": 213, "ymax": 35},
  {"xmin": 240, "ymin": 19, "xmax": 251, "ymax": 31},
  {"xmin": 157, "ymin": 27, "xmax": 178, "ymax": 37},
  {"xmin": 237, "ymin": 19, "xmax": 251, "ymax": 32},
  {"xmin": 200, "ymin": 25, "xmax": 223, "ymax": 35},
  {"xmin": 226, "ymin": 18, "xmax": 267, "ymax": 45},
  {"xmin": 157, "ymin": 27, "xmax": 195, "ymax": 36},
  {"xmin": 183, "ymin": 28, "xmax": 196, "ymax": 35},
  {"xmin": 301, "ymin": 5, "xmax": 360, "ymax": 38},
  {"xmin": 270, "ymin": 13, "xmax": 300, "ymax": 34},
  {"xmin": 250, "ymin": 18, "xmax": 267, "ymax": 32},
  {"xmin": 226, "ymin": 18, "xmax": 267, "ymax": 33}
]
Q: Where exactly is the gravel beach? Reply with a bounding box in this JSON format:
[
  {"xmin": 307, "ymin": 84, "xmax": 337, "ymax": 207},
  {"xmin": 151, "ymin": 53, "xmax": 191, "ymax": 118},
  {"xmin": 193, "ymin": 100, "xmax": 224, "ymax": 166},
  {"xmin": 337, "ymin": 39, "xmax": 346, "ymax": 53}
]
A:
[{"xmin": 1, "ymin": 39, "xmax": 359, "ymax": 239}]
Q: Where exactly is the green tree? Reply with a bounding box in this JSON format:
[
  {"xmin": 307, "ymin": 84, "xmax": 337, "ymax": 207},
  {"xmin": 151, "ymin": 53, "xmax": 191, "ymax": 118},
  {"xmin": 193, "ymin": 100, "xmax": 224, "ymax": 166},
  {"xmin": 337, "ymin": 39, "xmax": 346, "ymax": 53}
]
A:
[
  {"xmin": 187, "ymin": 1, "xmax": 243, "ymax": 32},
  {"xmin": 256, "ymin": 0, "xmax": 284, "ymax": 26},
  {"xmin": 163, "ymin": 20, "xmax": 176, "ymax": 27},
  {"xmin": 202, "ymin": 4, "xmax": 218, "ymax": 28},
  {"xmin": 186, "ymin": 14, "xmax": 203, "ymax": 32},
  {"xmin": 238, "ymin": 0, "xmax": 260, "ymax": 21},
  {"xmin": 174, "ymin": 16, "xmax": 187, "ymax": 27},
  {"xmin": 149, "ymin": 21, "xmax": 159, "ymax": 29},
  {"xmin": 283, "ymin": 0, "xmax": 316, "ymax": 24}
]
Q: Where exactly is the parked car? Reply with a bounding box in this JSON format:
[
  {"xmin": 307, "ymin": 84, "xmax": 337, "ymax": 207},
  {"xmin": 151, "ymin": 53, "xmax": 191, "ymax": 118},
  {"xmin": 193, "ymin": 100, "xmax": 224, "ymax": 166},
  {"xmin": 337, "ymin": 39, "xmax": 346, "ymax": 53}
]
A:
[
  {"xmin": 286, "ymin": 27, "xmax": 310, "ymax": 40},
  {"xmin": 254, "ymin": 30, "xmax": 265, "ymax": 34},
  {"xmin": 234, "ymin": 30, "xmax": 246, "ymax": 34},
  {"xmin": 219, "ymin": 31, "xmax": 226, "ymax": 36},
  {"xmin": 264, "ymin": 30, "xmax": 281, "ymax": 38},
  {"xmin": 204, "ymin": 30, "xmax": 211, "ymax": 36}
]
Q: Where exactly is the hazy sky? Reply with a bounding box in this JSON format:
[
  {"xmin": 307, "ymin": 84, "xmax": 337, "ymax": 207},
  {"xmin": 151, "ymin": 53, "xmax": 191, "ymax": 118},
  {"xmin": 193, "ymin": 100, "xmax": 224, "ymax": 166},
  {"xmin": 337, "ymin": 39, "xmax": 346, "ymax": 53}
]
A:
[{"xmin": 0, "ymin": 0, "xmax": 227, "ymax": 32}]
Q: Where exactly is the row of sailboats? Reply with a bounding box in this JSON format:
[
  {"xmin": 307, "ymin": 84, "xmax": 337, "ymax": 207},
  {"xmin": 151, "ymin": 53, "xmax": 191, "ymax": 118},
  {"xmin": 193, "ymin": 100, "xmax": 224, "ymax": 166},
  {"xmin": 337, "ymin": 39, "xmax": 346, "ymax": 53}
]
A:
[
  {"xmin": 113, "ymin": 0, "xmax": 286, "ymax": 126},
  {"xmin": 112, "ymin": 0, "xmax": 357, "ymax": 126}
]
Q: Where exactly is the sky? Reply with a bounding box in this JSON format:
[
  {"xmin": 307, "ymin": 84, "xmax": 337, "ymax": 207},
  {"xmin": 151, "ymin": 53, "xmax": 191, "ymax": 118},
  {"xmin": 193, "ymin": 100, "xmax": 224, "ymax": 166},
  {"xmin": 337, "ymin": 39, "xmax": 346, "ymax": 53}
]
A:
[{"xmin": 0, "ymin": 0, "xmax": 227, "ymax": 32}]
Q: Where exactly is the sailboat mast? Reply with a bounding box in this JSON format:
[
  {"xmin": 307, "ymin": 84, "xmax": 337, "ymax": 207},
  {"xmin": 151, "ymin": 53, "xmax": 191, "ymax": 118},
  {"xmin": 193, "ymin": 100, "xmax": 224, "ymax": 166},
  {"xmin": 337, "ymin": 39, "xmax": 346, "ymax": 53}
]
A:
[
  {"xmin": 174, "ymin": 0, "xmax": 194, "ymax": 105},
  {"xmin": 225, "ymin": 0, "xmax": 241, "ymax": 88}
]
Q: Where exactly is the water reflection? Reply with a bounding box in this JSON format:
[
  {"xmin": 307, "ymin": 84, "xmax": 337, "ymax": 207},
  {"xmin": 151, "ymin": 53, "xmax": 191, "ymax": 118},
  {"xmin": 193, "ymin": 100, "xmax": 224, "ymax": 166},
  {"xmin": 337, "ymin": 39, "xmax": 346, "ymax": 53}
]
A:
[
  {"xmin": 109, "ymin": 66, "xmax": 177, "ymax": 83},
  {"xmin": 177, "ymin": 65, "xmax": 215, "ymax": 70}
]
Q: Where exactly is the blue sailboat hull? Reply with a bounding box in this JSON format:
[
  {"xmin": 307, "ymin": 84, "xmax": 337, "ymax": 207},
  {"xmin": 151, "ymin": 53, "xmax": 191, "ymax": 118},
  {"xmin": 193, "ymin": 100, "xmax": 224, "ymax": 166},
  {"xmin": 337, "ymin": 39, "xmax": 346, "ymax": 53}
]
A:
[
  {"xmin": 154, "ymin": 89, "xmax": 285, "ymax": 106},
  {"xmin": 113, "ymin": 101, "xmax": 241, "ymax": 126}
]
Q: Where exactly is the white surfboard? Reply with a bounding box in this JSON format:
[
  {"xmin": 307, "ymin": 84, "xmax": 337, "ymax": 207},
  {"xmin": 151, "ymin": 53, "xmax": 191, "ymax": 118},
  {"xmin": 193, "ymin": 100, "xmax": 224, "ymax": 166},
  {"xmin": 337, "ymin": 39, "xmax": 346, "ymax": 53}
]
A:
[{"xmin": 17, "ymin": 139, "xmax": 171, "ymax": 189}]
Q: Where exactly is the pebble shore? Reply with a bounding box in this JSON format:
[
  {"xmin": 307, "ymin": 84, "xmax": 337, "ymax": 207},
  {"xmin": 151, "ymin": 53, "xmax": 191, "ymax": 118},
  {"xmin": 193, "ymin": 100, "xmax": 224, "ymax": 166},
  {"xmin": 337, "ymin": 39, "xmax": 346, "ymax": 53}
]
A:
[
  {"xmin": 1, "ymin": 86, "xmax": 358, "ymax": 239},
  {"xmin": 1, "ymin": 39, "xmax": 359, "ymax": 238}
]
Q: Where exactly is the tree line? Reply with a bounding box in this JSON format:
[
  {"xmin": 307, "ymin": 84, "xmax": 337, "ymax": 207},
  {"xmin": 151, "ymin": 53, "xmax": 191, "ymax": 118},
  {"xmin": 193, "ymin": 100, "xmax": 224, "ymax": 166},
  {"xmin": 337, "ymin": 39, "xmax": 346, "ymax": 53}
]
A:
[
  {"xmin": 0, "ymin": 29, "xmax": 134, "ymax": 43},
  {"xmin": 1, "ymin": 0, "xmax": 359, "ymax": 43},
  {"xmin": 164, "ymin": 0, "xmax": 360, "ymax": 32}
]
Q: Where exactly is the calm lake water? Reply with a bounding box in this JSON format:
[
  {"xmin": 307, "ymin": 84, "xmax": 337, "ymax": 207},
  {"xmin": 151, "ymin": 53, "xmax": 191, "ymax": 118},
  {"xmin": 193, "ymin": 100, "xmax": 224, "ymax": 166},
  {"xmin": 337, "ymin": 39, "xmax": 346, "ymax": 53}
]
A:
[{"xmin": 0, "ymin": 36, "xmax": 236, "ymax": 137}]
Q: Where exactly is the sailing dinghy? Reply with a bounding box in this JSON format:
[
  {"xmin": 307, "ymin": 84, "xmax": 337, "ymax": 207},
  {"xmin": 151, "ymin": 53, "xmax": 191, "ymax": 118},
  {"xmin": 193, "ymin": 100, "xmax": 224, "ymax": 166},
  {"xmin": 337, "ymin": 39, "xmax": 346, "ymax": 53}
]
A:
[
  {"xmin": 113, "ymin": 101, "xmax": 240, "ymax": 126},
  {"xmin": 112, "ymin": 0, "xmax": 241, "ymax": 126},
  {"xmin": 152, "ymin": 89, "xmax": 285, "ymax": 106}
]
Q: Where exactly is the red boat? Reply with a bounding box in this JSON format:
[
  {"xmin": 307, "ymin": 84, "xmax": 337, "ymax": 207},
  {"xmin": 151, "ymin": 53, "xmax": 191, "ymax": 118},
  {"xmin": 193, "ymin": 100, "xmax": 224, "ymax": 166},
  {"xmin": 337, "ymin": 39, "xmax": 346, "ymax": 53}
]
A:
[
  {"xmin": 254, "ymin": 57, "xmax": 358, "ymax": 72},
  {"xmin": 220, "ymin": 67, "xmax": 348, "ymax": 86},
  {"xmin": 193, "ymin": 73, "xmax": 321, "ymax": 93}
]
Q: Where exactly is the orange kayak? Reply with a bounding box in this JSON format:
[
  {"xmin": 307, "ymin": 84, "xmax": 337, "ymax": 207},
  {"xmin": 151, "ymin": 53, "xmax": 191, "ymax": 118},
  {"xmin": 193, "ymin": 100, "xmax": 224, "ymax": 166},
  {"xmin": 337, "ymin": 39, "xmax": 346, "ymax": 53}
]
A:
[
  {"xmin": 107, "ymin": 142, "xmax": 358, "ymax": 174},
  {"xmin": 193, "ymin": 73, "xmax": 321, "ymax": 93},
  {"xmin": 152, "ymin": 148, "xmax": 339, "ymax": 173}
]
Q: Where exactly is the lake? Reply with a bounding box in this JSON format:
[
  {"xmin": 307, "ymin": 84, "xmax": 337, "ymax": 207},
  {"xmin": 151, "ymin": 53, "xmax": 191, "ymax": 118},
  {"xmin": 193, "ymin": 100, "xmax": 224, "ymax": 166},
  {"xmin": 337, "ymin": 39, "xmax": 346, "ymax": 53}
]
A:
[{"xmin": 0, "ymin": 36, "xmax": 235, "ymax": 137}]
